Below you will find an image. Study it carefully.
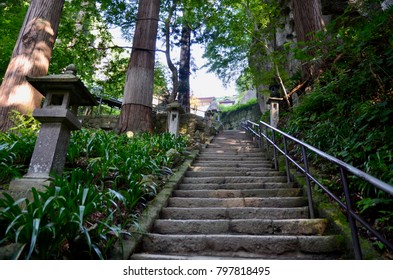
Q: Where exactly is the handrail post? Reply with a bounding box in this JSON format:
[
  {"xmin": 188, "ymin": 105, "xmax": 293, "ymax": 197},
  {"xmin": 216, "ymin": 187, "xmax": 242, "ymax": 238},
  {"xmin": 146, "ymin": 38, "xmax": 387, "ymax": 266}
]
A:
[
  {"xmin": 271, "ymin": 130, "xmax": 279, "ymax": 171},
  {"xmin": 283, "ymin": 136, "xmax": 292, "ymax": 183},
  {"xmin": 265, "ymin": 125, "xmax": 270, "ymax": 160},
  {"xmin": 246, "ymin": 121, "xmax": 251, "ymax": 140},
  {"xmin": 302, "ymin": 146, "xmax": 315, "ymax": 219},
  {"xmin": 340, "ymin": 167, "xmax": 363, "ymax": 260},
  {"xmin": 258, "ymin": 122, "xmax": 264, "ymax": 149}
]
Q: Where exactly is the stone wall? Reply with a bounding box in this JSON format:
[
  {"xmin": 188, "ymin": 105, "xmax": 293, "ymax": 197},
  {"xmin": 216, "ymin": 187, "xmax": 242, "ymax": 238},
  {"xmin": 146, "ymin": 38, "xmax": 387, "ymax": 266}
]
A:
[
  {"xmin": 80, "ymin": 115, "xmax": 118, "ymax": 130},
  {"xmin": 154, "ymin": 113, "xmax": 214, "ymax": 143},
  {"xmin": 220, "ymin": 104, "xmax": 262, "ymax": 130},
  {"xmin": 80, "ymin": 113, "xmax": 214, "ymax": 143}
]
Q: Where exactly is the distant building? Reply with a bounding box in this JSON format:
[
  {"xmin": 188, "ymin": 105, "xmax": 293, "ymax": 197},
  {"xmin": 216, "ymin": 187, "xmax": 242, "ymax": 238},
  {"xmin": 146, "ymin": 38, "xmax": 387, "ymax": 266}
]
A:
[
  {"xmin": 197, "ymin": 97, "xmax": 216, "ymax": 107},
  {"xmin": 191, "ymin": 96, "xmax": 236, "ymax": 117},
  {"xmin": 219, "ymin": 97, "xmax": 235, "ymax": 107}
]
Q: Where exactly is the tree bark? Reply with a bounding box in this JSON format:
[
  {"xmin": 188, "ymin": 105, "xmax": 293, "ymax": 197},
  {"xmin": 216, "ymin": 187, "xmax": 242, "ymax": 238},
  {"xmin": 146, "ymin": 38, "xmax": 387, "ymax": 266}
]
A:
[
  {"xmin": 178, "ymin": 23, "xmax": 191, "ymax": 113},
  {"xmin": 116, "ymin": 0, "xmax": 160, "ymax": 133},
  {"xmin": 0, "ymin": 0, "xmax": 65, "ymax": 131},
  {"xmin": 292, "ymin": 0, "xmax": 325, "ymax": 80},
  {"xmin": 165, "ymin": 1, "xmax": 179, "ymax": 103}
]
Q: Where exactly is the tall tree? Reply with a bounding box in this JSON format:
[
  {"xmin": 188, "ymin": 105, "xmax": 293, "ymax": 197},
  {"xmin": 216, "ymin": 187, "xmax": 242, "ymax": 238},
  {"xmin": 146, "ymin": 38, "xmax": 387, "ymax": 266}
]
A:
[
  {"xmin": 292, "ymin": 0, "xmax": 325, "ymax": 80},
  {"xmin": 178, "ymin": 22, "xmax": 192, "ymax": 112},
  {"xmin": 0, "ymin": 0, "xmax": 65, "ymax": 131},
  {"xmin": 116, "ymin": 0, "xmax": 160, "ymax": 133},
  {"xmin": 163, "ymin": 0, "xmax": 180, "ymax": 103}
]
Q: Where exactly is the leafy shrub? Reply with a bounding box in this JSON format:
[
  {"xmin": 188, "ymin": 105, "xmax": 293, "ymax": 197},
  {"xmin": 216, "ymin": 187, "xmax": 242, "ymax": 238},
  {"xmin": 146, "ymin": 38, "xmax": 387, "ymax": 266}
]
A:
[
  {"xmin": 0, "ymin": 169, "xmax": 127, "ymax": 259},
  {"xmin": 282, "ymin": 7, "xmax": 393, "ymax": 250},
  {"xmin": 0, "ymin": 129, "xmax": 188, "ymax": 259},
  {"xmin": 219, "ymin": 98, "xmax": 258, "ymax": 113},
  {"xmin": 0, "ymin": 112, "xmax": 38, "ymax": 185}
]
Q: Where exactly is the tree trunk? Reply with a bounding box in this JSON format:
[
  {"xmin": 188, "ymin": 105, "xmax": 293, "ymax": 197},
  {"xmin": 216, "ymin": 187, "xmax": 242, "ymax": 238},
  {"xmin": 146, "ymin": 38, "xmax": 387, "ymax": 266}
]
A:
[
  {"xmin": 116, "ymin": 0, "xmax": 160, "ymax": 133},
  {"xmin": 0, "ymin": 0, "xmax": 65, "ymax": 131},
  {"xmin": 165, "ymin": 1, "xmax": 179, "ymax": 103},
  {"xmin": 292, "ymin": 0, "xmax": 325, "ymax": 80},
  {"xmin": 178, "ymin": 23, "xmax": 191, "ymax": 113}
]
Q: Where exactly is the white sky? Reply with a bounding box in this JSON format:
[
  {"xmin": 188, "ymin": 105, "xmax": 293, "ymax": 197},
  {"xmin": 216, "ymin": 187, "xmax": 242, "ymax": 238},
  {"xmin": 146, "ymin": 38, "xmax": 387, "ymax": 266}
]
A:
[
  {"xmin": 113, "ymin": 28, "xmax": 237, "ymax": 99},
  {"xmin": 188, "ymin": 45, "xmax": 237, "ymax": 98}
]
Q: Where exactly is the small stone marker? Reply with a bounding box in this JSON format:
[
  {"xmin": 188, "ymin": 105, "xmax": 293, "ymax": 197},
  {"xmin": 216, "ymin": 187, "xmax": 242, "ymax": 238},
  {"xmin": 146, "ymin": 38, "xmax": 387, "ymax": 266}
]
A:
[
  {"xmin": 267, "ymin": 97, "xmax": 283, "ymax": 128},
  {"xmin": 167, "ymin": 102, "xmax": 183, "ymax": 136}
]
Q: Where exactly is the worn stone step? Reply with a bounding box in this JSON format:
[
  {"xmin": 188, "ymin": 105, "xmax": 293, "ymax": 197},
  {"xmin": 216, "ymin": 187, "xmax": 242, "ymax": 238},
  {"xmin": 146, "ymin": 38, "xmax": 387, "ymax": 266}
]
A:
[
  {"xmin": 153, "ymin": 219, "xmax": 328, "ymax": 235},
  {"xmin": 140, "ymin": 234, "xmax": 344, "ymax": 258},
  {"xmin": 172, "ymin": 188, "xmax": 302, "ymax": 198},
  {"xmin": 201, "ymin": 148, "xmax": 263, "ymax": 154},
  {"xmin": 182, "ymin": 176, "xmax": 287, "ymax": 184},
  {"xmin": 199, "ymin": 152, "xmax": 266, "ymax": 157},
  {"xmin": 207, "ymin": 143, "xmax": 255, "ymax": 148},
  {"xmin": 177, "ymin": 182, "xmax": 294, "ymax": 190},
  {"xmin": 185, "ymin": 171, "xmax": 285, "ymax": 178},
  {"xmin": 160, "ymin": 207, "xmax": 309, "ymax": 220},
  {"xmin": 196, "ymin": 156, "xmax": 267, "ymax": 161},
  {"xmin": 192, "ymin": 161, "xmax": 273, "ymax": 168},
  {"xmin": 131, "ymin": 253, "xmax": 246, "ymax": 260},
  {"xmin": 189, "ymin": 166, "xmax": 274, "ymax": 172},
  {"xmin": 167, "ymin": 197, "xmax": 307, "ymax": 208}
]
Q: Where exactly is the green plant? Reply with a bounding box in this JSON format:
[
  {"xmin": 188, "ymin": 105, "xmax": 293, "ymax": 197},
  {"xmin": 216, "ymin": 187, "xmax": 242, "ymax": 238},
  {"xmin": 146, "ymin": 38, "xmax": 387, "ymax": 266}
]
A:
[
  {"xmin": 1, "ymin": 127, "xmax": 188, "ymax": 259},
  {"xmin": 219, "ymin": 98, "xmax": 258, "ymax": 113},
  {"xmin": 0, "ymin": 111, "xmax": 40, "ymax": 184},
  {"xmin": 0, "ymin": 169, "xmax": 128, "ymax": 259}
]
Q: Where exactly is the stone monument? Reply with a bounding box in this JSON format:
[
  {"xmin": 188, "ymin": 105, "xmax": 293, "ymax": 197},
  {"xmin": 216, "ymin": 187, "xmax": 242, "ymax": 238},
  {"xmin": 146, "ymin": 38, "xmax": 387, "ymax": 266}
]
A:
[
  {"xmin": 267, "ymin": 84, "xmax": 283, "ymax": 128},
  {"xmin": 167, "ymin": 101, "xmax": 183, "ymax": 136}
]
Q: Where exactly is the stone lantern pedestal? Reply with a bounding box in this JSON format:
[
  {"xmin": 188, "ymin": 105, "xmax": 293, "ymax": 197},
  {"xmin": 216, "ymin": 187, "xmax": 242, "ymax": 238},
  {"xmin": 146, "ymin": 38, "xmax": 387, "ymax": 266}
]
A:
[
  {"xmin": 167, "ymin": 102, "xmax": 183, "ymax": 136},
  {"xmin": 267, "ymin": 97, "xmax": 283, "ymax": 128},
  {"xmin": 10, "ymin": 65, "xmax": 97, "ymax": 192}
]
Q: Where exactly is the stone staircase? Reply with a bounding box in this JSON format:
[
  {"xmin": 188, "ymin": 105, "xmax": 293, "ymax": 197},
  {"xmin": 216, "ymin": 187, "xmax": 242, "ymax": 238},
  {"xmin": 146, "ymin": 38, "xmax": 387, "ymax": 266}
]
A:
[{"xmin": 131, "ymin": 130, "xmax": 344, "ymax": 259}]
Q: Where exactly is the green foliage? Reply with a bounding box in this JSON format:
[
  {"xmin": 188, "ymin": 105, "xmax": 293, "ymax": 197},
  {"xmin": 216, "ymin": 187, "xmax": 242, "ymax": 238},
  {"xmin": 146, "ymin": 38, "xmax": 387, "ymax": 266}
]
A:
[
  {"xmin": 0, "ymin": 112, "xmax": 38, "ymax": 185},
  {"xmin": 219, "ymin": 98, "xmax": 258, "ymax": 113},
  {"xmin": 0, "ymin": 173, "xmax": 128, "ymax": 259},
  {"xmin": 282, "ymin": 8, "xmax": 393, "ymax": 246},
  {"xmin": 0, "ymin": 0, "xmax": 29, "ymax": 81},
  {"xmin": 202, "ymin": 0, "xmax": 281, "ymax": 87},
  {"xmin": 0, "ymin": 128, "xmax": 188, "ymax": 259}
]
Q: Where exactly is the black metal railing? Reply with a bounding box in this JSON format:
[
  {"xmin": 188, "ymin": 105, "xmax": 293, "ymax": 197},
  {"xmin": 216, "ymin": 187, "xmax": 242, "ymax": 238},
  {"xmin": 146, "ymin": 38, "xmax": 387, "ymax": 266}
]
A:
[{"xmin": 241, "ymin": 120, "xmax": 393, "ymax": 259}]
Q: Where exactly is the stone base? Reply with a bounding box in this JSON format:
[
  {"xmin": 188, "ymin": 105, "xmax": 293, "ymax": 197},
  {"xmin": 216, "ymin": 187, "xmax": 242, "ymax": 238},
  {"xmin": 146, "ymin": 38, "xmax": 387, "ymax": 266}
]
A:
[{"xmin": 8, "ymin": 177, "xmax": 50, "ymax": 201}]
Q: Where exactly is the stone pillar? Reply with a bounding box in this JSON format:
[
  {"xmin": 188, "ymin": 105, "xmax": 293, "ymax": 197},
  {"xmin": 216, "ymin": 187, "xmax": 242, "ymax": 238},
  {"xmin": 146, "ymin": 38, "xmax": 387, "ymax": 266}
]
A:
[
  {"xmin": 267, "ymin": 97, "xmax": 283, "ymax": 128},
  {"xmin": 10, "ymin": 65, "xmax": 97, "ymax": 192},
  {"xmin": 167, "ymin": 102, "xmax": 183, "ymax": 136}
]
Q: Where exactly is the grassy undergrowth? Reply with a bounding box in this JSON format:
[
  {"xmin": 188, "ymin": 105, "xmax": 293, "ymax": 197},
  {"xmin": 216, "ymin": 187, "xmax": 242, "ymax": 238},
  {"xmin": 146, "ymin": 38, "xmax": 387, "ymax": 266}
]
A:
[
  {"xmin": 280, "ymin": 6, "xmax": 393, "ymax": 256},
  {"xmin": 0, "ymin": 117, "xmax": 188, "ymax": 259}
]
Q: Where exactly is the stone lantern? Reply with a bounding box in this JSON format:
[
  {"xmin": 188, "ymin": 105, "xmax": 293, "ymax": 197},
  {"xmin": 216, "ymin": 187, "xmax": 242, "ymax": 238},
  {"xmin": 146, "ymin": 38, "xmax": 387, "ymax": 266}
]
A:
[
  {"xmin": 205, "ymin": 98, "xmax": 219, "ymax": 128},
  {"xmin": 267, "ymin": 84, "xmax": 283, "ymax": 128},
  {"xmin": 10, "ymin": 65, "xmax": 97, "ymax": 191},
  {"xmin": 166, "ymin": 101, "xmax": 183, "ymax": 136}
]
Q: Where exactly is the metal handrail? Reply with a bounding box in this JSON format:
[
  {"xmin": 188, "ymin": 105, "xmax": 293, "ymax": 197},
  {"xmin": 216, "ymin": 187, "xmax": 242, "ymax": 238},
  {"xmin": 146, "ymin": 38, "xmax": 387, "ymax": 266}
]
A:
[{"xmin": 241, "ymin": 120, "xmax": 393, "ymax": 259}]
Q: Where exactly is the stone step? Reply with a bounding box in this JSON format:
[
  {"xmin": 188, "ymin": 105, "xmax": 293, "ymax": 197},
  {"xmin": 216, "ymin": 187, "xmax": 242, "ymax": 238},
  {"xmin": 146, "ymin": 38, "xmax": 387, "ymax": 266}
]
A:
[
  {"xmin": 182, "ymin": 176, "xmax": 287, "ymax": 184},
  {"xmin": 185, "ymin": 170, "xmax": 285, "ymax": 178},
  {"xmin": 207, "ymin": 143, "xmax": 255, "ymax": 148},
  {"xmin": 201, "ymin": 148, "xmax": 263, "ymax": 154},
  {"xmin": 199, "ymin": 152, "xmax": 266, "ymax": 157},
  {"xmin": 196, "ymin": 156, "xmax": 267, "ymax": 161},
  {"xmin": 153, "ymin": 218, "xmax": 328, "ymax": 235},
  {"xmin": 178, "ymin": 182, "xmax": 294, "ymax": 190},
  {"xmin": 131, "ymin": 253, "xmax": 246, "ymax": 260},
  {"xmin": 160, "ymin": 207, "xmax": 309, "ymax": 220},
  {"xmin": 140, "ymin": 234, "xmax": 344, "ymax": 258},
  {"xmin": 172, "ymin": 188, "xmax": 302, "ymax": 198},
  {"xmin": 167, "ymin": 197, "xmax": 308, "ymax": 208},
  {"xmin": 192, "ymin": 161, "xmax": 273, "ymax": 168},
  {"xmin": 189, "ymin": 166, "xmax": 274, "ymax": 172}
]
